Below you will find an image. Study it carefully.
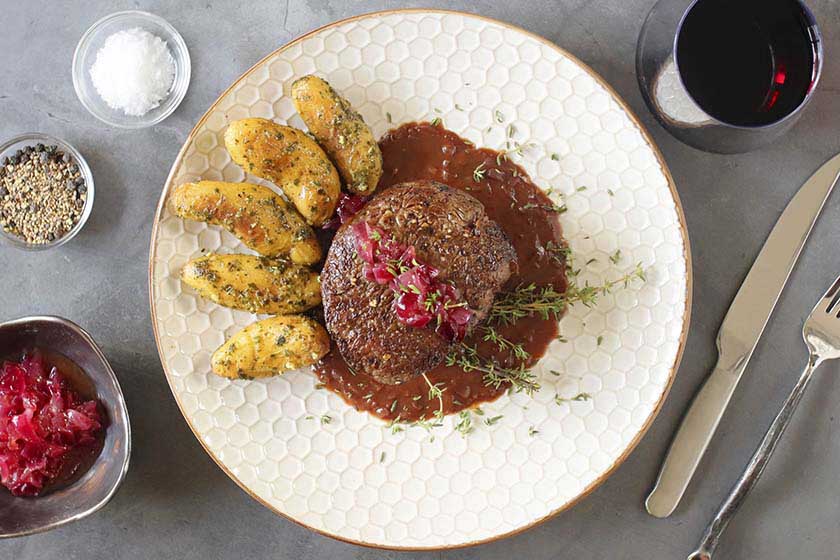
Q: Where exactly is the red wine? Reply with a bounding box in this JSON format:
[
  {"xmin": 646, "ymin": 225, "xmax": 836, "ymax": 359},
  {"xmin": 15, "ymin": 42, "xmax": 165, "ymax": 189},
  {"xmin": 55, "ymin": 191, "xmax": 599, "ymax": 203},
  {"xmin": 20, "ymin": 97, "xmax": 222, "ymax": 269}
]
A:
[{"xmin": 676, "ymin": 0, "xmax": 819, "ymax": 127}]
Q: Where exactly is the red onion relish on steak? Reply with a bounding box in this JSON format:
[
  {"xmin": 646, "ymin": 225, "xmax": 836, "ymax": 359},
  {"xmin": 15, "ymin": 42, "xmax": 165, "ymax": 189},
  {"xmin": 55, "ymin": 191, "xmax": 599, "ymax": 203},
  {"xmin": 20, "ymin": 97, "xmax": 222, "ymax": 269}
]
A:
[{"xmin": 351, "ymin": 220, "xmax": 473, "ymax": 340}]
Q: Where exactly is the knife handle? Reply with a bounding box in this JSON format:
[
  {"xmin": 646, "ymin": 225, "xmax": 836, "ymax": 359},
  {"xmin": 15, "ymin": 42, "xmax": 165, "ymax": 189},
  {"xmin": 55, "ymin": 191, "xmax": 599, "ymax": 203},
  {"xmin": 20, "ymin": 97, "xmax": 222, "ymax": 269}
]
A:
[{"xmin": 645, "ymin": 360, "xmax": 740, "ymax": 518}]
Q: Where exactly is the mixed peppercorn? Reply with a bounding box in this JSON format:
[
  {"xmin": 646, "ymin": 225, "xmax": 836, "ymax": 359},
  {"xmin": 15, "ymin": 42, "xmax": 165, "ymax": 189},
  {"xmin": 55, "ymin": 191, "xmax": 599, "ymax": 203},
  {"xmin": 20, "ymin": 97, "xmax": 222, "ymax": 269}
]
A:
[{"xmin": 0, "ymin": 144, "xmax": 87, "ymax": 245}]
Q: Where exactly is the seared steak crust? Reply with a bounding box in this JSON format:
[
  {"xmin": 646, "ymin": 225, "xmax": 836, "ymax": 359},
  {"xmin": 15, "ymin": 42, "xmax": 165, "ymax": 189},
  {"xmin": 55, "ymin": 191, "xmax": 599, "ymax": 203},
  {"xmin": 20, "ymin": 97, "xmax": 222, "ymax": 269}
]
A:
[{"xmin": 321, "ymin": 180, "xmax": 517, "ymax": 384}]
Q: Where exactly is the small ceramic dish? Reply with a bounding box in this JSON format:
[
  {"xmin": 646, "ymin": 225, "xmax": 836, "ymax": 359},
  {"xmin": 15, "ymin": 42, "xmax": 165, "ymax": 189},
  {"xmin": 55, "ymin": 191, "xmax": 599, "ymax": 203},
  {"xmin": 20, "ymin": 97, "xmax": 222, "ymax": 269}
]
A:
[
  {"xmin": 0, "ymin": 316, "xmax": 131, "ymax": 538},
  {"xmin": 0, "ymin": 133, "xmax": 94, "ymax": 251},
  {"xmin": 72, "ymin": 10, "xmax": 191, "ymax": 128}
]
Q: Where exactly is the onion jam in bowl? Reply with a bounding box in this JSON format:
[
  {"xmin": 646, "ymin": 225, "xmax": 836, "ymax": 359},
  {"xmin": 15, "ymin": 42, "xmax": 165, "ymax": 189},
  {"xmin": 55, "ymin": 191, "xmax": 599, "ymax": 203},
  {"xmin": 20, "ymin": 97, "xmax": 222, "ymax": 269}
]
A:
[{"xmin": 0, "ymin": 317, "xmax": 130, "ymax": 538}]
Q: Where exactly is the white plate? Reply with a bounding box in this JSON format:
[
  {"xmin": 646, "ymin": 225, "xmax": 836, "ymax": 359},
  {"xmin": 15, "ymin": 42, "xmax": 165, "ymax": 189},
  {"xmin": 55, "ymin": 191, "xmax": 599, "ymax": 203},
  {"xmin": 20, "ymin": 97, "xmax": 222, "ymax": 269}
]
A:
[{"xmin": 149, "ymin": 9, "xmax": 691, "ymax": 549}]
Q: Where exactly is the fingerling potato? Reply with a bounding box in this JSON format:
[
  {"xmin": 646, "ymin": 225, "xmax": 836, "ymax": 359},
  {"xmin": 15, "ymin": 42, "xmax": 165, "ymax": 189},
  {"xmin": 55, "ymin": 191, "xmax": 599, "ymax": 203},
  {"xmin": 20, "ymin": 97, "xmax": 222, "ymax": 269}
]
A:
[
  {"xmin": 181, "ymin": 254, "xmax": 321, "ymax": 314},
  {"xmin": 211, "ymin": 315, "xmax": 330, "ymax": 379},
  {"xmin": 224, "ymin": 118, "xmax": 340, "ymax": 226},
  {"xmin": 291, "ymin": 75, "xmax": 383, "ymax": 195},
  {"xmin": 169, "ymin": 181, "xmax": 321, "ymax": 265}
]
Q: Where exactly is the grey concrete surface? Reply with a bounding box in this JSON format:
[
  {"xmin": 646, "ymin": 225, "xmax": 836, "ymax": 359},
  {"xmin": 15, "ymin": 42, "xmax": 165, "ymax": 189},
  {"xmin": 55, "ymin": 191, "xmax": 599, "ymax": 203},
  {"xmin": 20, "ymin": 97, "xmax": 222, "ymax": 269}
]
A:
[{"xmin": 1, "ymin": 1, "xmax": 839, "ymax": 558}]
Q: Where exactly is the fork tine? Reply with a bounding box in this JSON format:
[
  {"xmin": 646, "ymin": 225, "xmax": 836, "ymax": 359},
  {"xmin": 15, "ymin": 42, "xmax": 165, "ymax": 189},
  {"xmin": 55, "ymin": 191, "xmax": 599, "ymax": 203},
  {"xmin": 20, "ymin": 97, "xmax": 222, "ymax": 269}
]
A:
[
  {"xmin": 828, "ymin": 276, "xmax": 840, "ymax": 299},
  {"xmin": 818, "ymin": 275, "xmax": 840, "ymax": 315}
]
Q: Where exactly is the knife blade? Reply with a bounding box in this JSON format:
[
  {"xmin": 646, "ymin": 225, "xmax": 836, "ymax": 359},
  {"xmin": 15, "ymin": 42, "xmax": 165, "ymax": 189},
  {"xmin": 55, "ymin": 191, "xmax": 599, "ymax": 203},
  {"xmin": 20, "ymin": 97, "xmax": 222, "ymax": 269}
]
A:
[{"xmin": 645, "ymin": 153, "xmax": 840, "ymax": 518}]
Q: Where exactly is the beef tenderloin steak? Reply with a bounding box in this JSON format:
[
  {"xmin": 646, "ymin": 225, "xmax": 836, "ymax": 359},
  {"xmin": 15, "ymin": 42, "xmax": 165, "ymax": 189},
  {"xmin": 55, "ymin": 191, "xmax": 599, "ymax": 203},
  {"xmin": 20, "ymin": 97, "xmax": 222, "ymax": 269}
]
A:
[{"xmin": 321, "ymin": 180, "xmax": 517, "ymax": 384}]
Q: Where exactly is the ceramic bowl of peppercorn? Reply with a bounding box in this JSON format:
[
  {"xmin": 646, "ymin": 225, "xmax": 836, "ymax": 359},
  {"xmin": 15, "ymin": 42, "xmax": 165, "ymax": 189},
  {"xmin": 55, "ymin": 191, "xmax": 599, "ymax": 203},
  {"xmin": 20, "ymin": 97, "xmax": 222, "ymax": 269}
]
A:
[{"xmin": 0, "ymin": 133, "xmax": 94, "ymax": 250}]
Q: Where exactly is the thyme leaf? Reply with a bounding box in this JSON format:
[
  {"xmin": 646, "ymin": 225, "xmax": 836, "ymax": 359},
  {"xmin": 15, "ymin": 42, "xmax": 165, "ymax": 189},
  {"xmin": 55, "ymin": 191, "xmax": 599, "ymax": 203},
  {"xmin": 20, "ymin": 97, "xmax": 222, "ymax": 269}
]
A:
[
  {"xmin": 455, "ymin": 410, "xmax": 474, "ymax": 437},
  {"xmin": 555, "ymin": 392, "xmax": 592, "ymax": 405},
  {"xmin": 484, "ymin": 414, "xmax": 504, "ymax": 426},
  {"xmin": 473, "ymin": 162, "xmax": 487, "ymax": 182}
]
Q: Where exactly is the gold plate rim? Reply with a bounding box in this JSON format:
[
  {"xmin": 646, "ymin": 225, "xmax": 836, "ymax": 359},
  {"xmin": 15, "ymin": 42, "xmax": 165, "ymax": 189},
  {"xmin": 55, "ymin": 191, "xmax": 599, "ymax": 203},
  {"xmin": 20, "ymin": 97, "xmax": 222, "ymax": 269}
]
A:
[{"xmin": 148, "ymin": 7, "xmax": 693, "ymax": 551}]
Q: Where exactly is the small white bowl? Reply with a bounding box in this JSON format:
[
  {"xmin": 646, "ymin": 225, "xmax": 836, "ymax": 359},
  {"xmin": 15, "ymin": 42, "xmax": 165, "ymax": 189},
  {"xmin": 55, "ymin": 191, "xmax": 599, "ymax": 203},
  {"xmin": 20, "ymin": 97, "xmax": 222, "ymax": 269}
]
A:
[{"xmin": 72, "ymin": 10, "xmax": 191, "ymax": 129}]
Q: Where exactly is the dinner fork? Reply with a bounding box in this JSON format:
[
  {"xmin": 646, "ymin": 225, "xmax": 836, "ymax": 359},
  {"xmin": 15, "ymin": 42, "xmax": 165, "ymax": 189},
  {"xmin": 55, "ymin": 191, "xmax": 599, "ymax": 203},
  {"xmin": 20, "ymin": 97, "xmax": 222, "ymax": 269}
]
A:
[{"xmin": 687, "ymin": 275, "xmax": 840, "ymax": 560}]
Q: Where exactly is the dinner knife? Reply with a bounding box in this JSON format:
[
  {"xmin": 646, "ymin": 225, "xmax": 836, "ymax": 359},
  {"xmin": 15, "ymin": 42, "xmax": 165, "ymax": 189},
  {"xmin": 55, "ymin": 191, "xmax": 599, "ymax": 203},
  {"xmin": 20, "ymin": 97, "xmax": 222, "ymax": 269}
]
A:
[{"xmin": 645, "ymin": 153, "xmax": 840, "ymax": 518}]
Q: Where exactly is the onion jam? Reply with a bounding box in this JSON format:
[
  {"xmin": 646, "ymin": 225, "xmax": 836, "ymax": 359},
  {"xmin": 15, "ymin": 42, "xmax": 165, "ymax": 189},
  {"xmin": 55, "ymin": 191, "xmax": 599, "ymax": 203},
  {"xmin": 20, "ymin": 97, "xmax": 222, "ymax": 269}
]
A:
[
  {"xmin": 315, "ymin": 122, "xmax": 568, "ymax": 422},
  {"xmin": 0, "ymin": 351, "xmax": 103, "ymax": 496},
  {"xmin": 352, "ymin": 220, "xmax": 473, "ymax": 341},
  {"xmin": 322, "ymin": 192, "xmax": 369, "ymax": 230}
]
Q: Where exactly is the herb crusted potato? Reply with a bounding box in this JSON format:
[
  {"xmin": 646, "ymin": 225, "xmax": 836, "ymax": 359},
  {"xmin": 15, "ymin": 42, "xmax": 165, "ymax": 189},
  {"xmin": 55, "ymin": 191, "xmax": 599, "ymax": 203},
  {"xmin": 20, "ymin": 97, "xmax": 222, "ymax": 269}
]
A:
[
  {"xmin": 211, "ymin": 315, "xmax": 330, "ymax": 379},
  {"xmin": 169, "ymin": 181, "xmax": 321, "ymax": 265},
  {"xmin": 181, "ymin": 254, "xmax": 321, "ymax": 315},
  {"xmin": 224, "ymin": 118, "xmax": 340, "ymax": 226},
  {"xmin": 291, "ymin": 75, "xmax": 383, "ymax": 195}
]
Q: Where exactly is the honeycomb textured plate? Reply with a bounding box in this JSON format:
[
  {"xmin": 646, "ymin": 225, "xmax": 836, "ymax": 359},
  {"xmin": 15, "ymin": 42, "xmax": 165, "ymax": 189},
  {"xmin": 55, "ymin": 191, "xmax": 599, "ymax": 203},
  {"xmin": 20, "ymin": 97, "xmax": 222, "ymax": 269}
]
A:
[{"xmin": 149, "ymin": 10, "xmax": 691, "ymax": 549}]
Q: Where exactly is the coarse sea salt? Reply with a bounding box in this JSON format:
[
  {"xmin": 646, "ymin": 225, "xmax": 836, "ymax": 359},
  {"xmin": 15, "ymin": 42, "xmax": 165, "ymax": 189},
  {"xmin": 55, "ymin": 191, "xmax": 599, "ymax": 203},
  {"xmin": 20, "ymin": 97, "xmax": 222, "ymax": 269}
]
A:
[{"xmin": 89, "ymin": 27, "xmax": 175, "ymax": 117}]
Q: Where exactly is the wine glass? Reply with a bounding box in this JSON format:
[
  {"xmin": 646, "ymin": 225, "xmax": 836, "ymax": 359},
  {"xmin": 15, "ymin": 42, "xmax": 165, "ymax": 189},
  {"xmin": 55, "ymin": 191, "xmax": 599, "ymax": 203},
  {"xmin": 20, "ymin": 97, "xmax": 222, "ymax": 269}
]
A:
[{"xmin": 636, "ymin": 0, "xmax": 822, "ymax": 154}]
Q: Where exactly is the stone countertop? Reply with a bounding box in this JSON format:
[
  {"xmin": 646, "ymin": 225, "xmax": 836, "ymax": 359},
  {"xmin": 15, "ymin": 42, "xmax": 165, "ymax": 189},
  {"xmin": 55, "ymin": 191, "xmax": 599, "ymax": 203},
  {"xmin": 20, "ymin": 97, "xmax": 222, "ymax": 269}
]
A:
[{"xmin": 1, "ymin": 1, "xmax": 839, "ymax": 559}]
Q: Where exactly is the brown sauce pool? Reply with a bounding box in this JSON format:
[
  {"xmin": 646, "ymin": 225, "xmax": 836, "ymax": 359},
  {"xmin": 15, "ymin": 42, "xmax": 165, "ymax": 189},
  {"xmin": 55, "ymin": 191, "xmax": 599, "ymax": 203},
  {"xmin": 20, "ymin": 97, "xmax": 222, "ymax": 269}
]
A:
[{"xmin": 314, "ymin": 122, "xmax": 567, "ymax": 422}]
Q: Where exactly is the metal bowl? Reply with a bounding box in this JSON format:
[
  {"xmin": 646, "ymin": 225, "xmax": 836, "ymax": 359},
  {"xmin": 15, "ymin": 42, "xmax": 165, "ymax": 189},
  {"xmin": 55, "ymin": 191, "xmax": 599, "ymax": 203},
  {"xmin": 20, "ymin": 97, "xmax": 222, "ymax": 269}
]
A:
[
  {"xmin": 0, "ymin": 316, "xmax": 131, "ymax": 538},
  {"xmin": 0, "ymin": 133, "xmax": 95, "ymax": 251}
]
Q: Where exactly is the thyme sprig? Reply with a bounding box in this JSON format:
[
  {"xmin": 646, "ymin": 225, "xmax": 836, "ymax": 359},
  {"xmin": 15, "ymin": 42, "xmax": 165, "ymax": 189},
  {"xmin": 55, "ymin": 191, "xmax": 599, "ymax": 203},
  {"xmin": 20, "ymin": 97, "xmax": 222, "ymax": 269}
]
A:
[
  {"xmin": 480, "ymin": 325, "xmax": 530, "ymax": 360},
  {"xmin": 489, "ymin": 263, "xmax": 646, "ymax": 325},
  {"xmin": 422, "ymin": 372, "xmax": 445, "ymax": 419},
  {"xmin": 447, "ymin": 343, "xmax": 540, "ymax": 395},
  {"xmin": 544, "ymin": 240, "xmax": 570, "ymax": 267}
]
